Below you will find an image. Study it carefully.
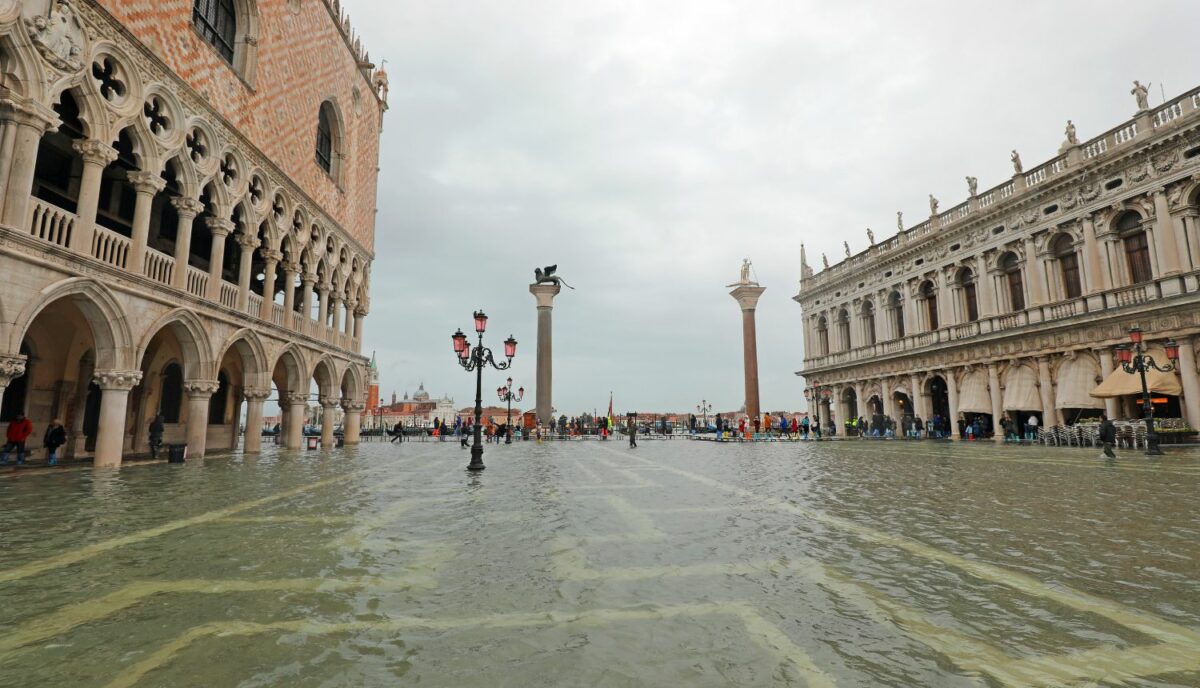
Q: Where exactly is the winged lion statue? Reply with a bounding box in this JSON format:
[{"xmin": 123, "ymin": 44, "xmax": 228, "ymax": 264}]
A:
[{"xmin": 533, "ymin": 265, "xmax": 574, "ymax": 289}]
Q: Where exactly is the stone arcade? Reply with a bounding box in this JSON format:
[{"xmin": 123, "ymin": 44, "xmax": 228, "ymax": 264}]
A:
[
  {"xmin": 797, "ymin": 84, "xmax": 1200, "ymax": 440},
  {"xmin": 0, "ymin": 0, "xmax": 385, "ymax": 465}
]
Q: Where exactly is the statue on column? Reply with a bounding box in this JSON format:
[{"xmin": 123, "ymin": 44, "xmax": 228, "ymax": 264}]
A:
[
  {"xmin": 965, "ymin": 176, "xmax": 978, "ymax": 197},
  {"xmin": 1131, "ymin": 80, "xmax": 1150, "ymax": 112},
  {"xmin": 533, "ymin": 264, "xmax": 574, "ymax": 289},
  {"xmin": 1010, "ymin": 150, "xmax": 1023, "ymax": 175},
  {"xmin": 739, "ymin": 258, "xmax": 752, "ymax": 284}
]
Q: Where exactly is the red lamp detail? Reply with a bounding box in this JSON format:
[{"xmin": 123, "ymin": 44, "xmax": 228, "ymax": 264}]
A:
[
  {"xmin": 473, "ymin": 310, "xmax": 488, "ymax": 333},
  {"xmin": 452, "ymin": 329, "xmax": 467, "ymax": 353},
  {"xmin": 1165, "ymin": 340, "xmax": 1180, "ymax": 362},
  {"xmin": 458, "ymin": 343, "xmax": 470, "ymax": 360},
  {"xmin": 1129, "ymin": 327, "xmax": 1144, "ymax": 345},
  {"xmin": 1116, "ymin": 346, "xmax": 1132, "ymax": 364},
  {"xmin": 504, "ymin": 335, "xmax": 517, "ymax": 358}
]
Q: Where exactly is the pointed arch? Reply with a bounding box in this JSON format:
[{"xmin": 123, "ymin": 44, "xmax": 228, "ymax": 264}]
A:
[
  {"xmin": 217, "ymin": 328, "xmax": 269, "ymax": 388},
  {"xmin": 312, "ymin": 354, "xmax": 338, "ymax": 398},
  {"xmin": 0, "ymin": 29, "xmax": 45, "ymax": 101},
  {"xmin": 11, "ymin": 278, "xmax": 134, "ymax": 370},
  {"xmin": 135, "ymin": 308, "xmax": 216, "ymax": 380},
  {"xmin": 271, "ymin": 343, "xmax": 307, "ymax": 394},
  {"xmin": 340, "ymin": 363, "xmax": 364, "ymax": 402}
]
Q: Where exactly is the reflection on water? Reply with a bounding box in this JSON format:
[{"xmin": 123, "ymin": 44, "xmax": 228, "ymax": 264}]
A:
[{"xmin": 1, "ymin": 440, "xmax": 1198, "ymax": 687}]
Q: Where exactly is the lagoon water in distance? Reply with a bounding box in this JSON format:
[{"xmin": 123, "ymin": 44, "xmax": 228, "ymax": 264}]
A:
[{"xmin": 1, "ymin": 437, "xmax": 1198, "ymax": 687}]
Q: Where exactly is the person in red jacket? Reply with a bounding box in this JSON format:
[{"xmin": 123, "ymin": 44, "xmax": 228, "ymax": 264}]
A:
[{"xmin": 0, "ymin": 413, "xmax": 34, "ymax": 466}]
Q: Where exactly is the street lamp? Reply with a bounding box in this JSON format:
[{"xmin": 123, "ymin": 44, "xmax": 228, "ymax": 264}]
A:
[
  {"xmin": 697, "ymin": 399, "xmax": 712, "ymax": 430},
  {"xmin": 497, "ymin": 377, "xmax": 524, "ymax": 444},
  {"xmin": 1115, "ymin": 327, "xmax": 1179, "ymax": 456},
  {"xmin": 451, "ymin": 312, "xmax": 516, "ymax": 470}
]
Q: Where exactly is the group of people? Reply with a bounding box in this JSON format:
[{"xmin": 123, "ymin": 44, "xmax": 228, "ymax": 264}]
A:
[{"xmin": 0, "ymin": 413, "xmax": 66, "ymax": 466}]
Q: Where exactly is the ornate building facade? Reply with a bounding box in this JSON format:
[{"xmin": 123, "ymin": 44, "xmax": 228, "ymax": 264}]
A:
[
  {"xmin": 796, "ymin": 84, "xmax": 1200, "ymax": 440},
  {"xmin": 0, "ymin": 0, "xmax": 386, "ymax": 465}
]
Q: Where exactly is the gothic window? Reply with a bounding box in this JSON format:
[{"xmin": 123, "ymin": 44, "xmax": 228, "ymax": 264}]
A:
[
  {"xmin": 816, "ymin": 316, "xmax": 829, "ymax": 356},
  {"xmin": 314, "ymin": 101, "xmax": 345, "ymax": 182},
  {"xmin": 1000, "ymin": 253, "xmax": 1025, "ymax": 311},
  {"xmin": 862, "ymin": 301, "xmax": 876, "ymax": 346},
  {"xmin": 836, "ymin": 309, "xmax": 851, "ymax": 351},
  {"xmin": 1053, "ymin": 234, "xmax": 1082, "ymax": 299},
  {"xmin": 920, "ymin": 280, "xmax": 938, "ymax": 331},
  {"xmin": 1116, "ymin": 212, "xmax": 1152, "ymax": 284},
  {"xmin": 958, "ymin": 267, "xmax": 979, "ymax": 322},
  {"xmin": 889, "ymin": 291, "xmax": 904, "ymax": 339},
  {"xmin": 193, "ymin": 0, "xmax": 236, "ymax": 63}
]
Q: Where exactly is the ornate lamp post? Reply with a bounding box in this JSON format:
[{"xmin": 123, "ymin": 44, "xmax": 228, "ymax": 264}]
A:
[
  {"xmin": 497, "ymin": 377, "xmax": 524, "ymax": 445},
  {"xmin": 697, "ymin": 399, "xmax": 712, "ymax": 430},
  {"xmin": 1115, "ymin": 327, "xmax": 1179, "ymax": 457},
  {"xmin": 452, "ymin": 311, "xmax": 516, "ymax": 471}
]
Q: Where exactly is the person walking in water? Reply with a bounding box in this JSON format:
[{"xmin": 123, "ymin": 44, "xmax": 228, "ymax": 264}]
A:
[
  {"xmin": 1099, "ymin": 414, "xmax": 1117, "ymax": 459},
  {"xmin": 43, "ymin": 418, "xmax": 66, "ymax": 466},
  {"xmin": 628, "ymin": 416, "xmax": 638, "ymax": 448},
  {"xmin": 0, "ymin": 412, "xmax": 34, "ymax": 465},
  {"xmin": 148, "ymin": 412, "xmax": 165, "ymax": 460}
]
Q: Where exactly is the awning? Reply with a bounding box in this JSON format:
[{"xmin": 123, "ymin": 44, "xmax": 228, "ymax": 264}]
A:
[
  {"xmin": 1002, "ymin": 364, "xmax": 1042, "ymax": 411},
  {"xmin": 1056, "ymin": 357, "xmax": 1104, "ymax": 409},
  {"xmin": 957, "ymin": 370, "xmax": 992, "ymax": 414},
  {"xmin": 1091, "ymin": 348, "xmax": 1182, "ymax": 398}
]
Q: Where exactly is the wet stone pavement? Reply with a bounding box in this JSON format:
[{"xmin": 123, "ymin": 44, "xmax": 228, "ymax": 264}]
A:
[{"xmin": 0, "ymin": 438, "xmax": 1198, "ymax": 687}]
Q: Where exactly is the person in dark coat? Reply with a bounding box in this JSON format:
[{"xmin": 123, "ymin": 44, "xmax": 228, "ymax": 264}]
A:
[
  {"xmin": 43, "ymin": 418, "xmax": 66, "ymax": 466},
  {"xmin": 148, "ymin": 412, "xmax": 165, "ymax": 459},
  {"xmin": 391, "ymin": 422, "xmax": 403, "ymax": 443},
  {"xmin": 1098, "ymin": 414, "xmax": 1117, "ymax": 459}
]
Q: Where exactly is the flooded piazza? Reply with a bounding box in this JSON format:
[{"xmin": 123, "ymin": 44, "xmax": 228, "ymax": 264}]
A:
[{"xmin": 1, "ymin": 439, "xmax": 1198, "ymax": 687}]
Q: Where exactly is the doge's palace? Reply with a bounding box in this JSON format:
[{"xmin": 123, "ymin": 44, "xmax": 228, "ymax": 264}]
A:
[
  {"xmin": 796, "ymin": 83, "xmax": 1200, "ymax": 441},
  {"xmin": 0, "ymin": 0, "xmax": 385, "ymax": 465}
]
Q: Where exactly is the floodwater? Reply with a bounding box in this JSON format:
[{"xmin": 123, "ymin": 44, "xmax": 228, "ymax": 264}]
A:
[{"xmin": 1, "ymin": 438, "xmax": 1198, "ymax": 687}]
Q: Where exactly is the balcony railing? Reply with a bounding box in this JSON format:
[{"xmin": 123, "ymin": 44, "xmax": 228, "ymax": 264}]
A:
[
  {"xmin": 185, "ymin": 266, "xmax": 208, "ymax": 298},
  {"xmin": 248, "ymin": 292, "xmax": 263, "ymax": 317},
  {"xmin": 91, "ymin": 225, "xmax": 130, "ymax": 270},
  {"xmin": 143, "ymin": 247, "xmax": 174, "ymax": 286},
  {"xmin": 219, "ymin": 281, "xmax": 238, "ymax": 310},
  {"xmin": 28, "ymin": 198, "xmax": 74, "ymax": 249}
]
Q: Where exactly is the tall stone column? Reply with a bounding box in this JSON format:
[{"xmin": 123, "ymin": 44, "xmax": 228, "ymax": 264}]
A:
[
  {"xmin": 281, "ymin": 261, "xmax": 299, "ymax": 324},
  {"xmin": 70, "ymin": 140, "xmax": 118, "ymax": 254},
  {"xmin": 1097, "ymin": 348, "xmax": 1119, "ymax": 420},
  {"xmin": 93, "ymin": 370, "xmax": 142, "ymax": 468},
  {"xmin": 243, "ymin": 388, "xmax": 270, "ymax": 453},
  {"xmin": 1023, "ymin": 237, "xmax": 1047, "ymax": 307},
  {"xmin": 1036, "ymin": 357, "xmax": 1058, "ymax": 426},
  {"xmin": 0, "ymin": 99, "xmax": 57, "ymax": 229},
  {"xmin": 987, "ymin": 364, "xmax": 1004, "ymax": 443},
  {"xmin": 729, "ymin": 282, "xmax": 766, "ymax": 423},
  {"xmin": 881, "ymin": 378, "xmax": 895, "ymax": 423},
  {"xmin": 975, "ymin": 253, "xmax": 997, "ymax": 317},
  {"xmin": 945, "ymin": 369, "xmax": 961, "ymax": 439},
  {"xmin": 529, "ymin": 282, "xmax": 562, "ymax": 426},
  {"xmin": 285, "ymin": 393, "xmax": 307, "ymax": 449},
  {"xmin": 184, "ymin": 379, "xmax": 218, "ymax": 458},
  {"xmin": 319, "ymin": 396, "xmax": 339, "ymax": 448},
  {"xmin": 235, "ymin": 232, "xmax": 260, "ymax": 312},
  {"xmin": 127, "ymin": 171, "xmax": 166, "ymax": 274},
  {"xmin": 1152, "ymin": 189, "xmax": 1183, "ymax": 276},
  {"xmin": 316, "ymin": 282, "xmax": 332, "ymax": 331},
  {"xmin": 342, "ymin": 400, "xmax": 364, "ymax": 444},
  {"xmin": 1175, "ymin": 339, "xmax": 1200, "ymax": 429},
  {"xmin": 259, "ymin": 250, "xmax": 281, "ymax": 320},
  {"xmin": 1080, "ymin": 216, "xmax": 1108, "ymax": 293},
  {"xmin": 170, "ymin": 198, "xmax": 203, "ymax": 289},
  {"xmin": 205, "ymin": 217, "xmax": 234, "ymax": 301}
]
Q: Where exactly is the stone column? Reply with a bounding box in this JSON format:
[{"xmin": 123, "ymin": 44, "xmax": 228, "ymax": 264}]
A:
[
  {"xmin": 235, "ymin": 232, "xmax": 260, "ymax": 312},
  {"xmin": 183, "ymin": 379, "xmax": 218, "ymax": 458},
  {"xmin": 987, "ymin": 364, "xmax": 1004, "ymax": 443},
  {"xmin": 258, "ymin": 250, "xmax": 281, "ymax": 320},
  {"xmin": 881, "ymin": 378, "xmax": 895, "ymax": 422},
  {"xmin": 352, "ymin": 306, "xmax": 366, "ymax": 343},
  {"xmin": 1175, "ymin": 339, "xmax": 1200, "ymax": 429},
  {"xmin": 284, "ymin": 392, "xmax": 307, "ymax": 449},
  {"xmin": 243, "ymin": 388, "xmax": 270, "ymax": 453},
  {"xmin": 126, "ymin": 171, "xmax": 166, "ymax": 274},
  {"xmin": 1097, "ymin": 348, "xmax": 1119, "ymax": 420},
  {"xmin": 975, "ymin": 253, "xmax": 997, "ymax": 317},
  {"xmin": 1081, "ymin": 216, "xmax": 1108, "ymax": 293},
  {"xmin": 93, "ymin": 370, "xmax": 142, "ymax": 468},
  {"xmin": 170, "ymin": 198, "xmax": 203, "ymax": 290},
  {"xmin": 902, "ymin": 283, "xmax": 919, "ymax": 336},
  {"xmin": 945, "ymin": 369, "xmax": 961, "ymax": 439},
  {"xmin": 316, "ymin": 282, "xmax": 331, "ymax": 330},
  {"xmin": 341, "ymin": 400, "xmax": 364, "ymax": 444},
  {"xmin": 300, "ymin": 272, "xmax": 316, "ymax": 332},
  {"xmin": 319, "ymin": 396, "xmax": 338, "ymax": 448},
  {"xmin": 1152, "ymin": 189, "xmax": 1183, "ymax": 276},
  {"xmin": 281, "ymin": 261, "xmax": 299, "ymax": 324},
  {"xmin": 729, "ymin": 282, "xmax": 767, "ymax": 423},
  {"xmin": 529, "ymin": 282, "xmax": 562, "ymax": 426},
  {"xmin": 909, "ymin": 373, "xmax": 924, "ymax": 422},
  {"xmin": 1023, "ymin": 238, "xmax": 1047, "ymax": 306},
  {"xmin": 0, "ymin": 99, "xmax": 57, "ymax": 229},
  {"xmin": 69, "ymin": 140, "xmax": 118, "ymax": 254},
  {"xmin": 205, "ymin": 217, "xmax": 234, "ymax": 301},
  {"xmin": 1036, "ymin": 357, "xmax": 1057, "ymax": 427}
]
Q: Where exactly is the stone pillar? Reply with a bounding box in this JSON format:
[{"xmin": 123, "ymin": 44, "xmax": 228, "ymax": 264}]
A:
[
  {"xmin": 299, "ymin": 272, "xmax": 316, "ymax": 331},
  {"xmin": 341, "ymin": 400, "xmax": 364, "ymax": 444},
  {"xmin": 0, "ymin": 100, "xmax": 57, "ymax": 229},
  {"xmin": 69, "ymin": 140, "xmax": 118, "ymax": 254},
  {"xmin": 343, "ymin": 299, "xmax": 356, "ymax": 337},
  {"xmin": 529, "ymin": 282, "xmax": 562, "ymax": 426},
  {"xmin": 170, "ymin": 198, "xmax": 203, "ymax": 289},
  {"xmin": 1036, "ymin": 357, "xmax": 1057, "ymax": 427},
  {"xmin": 909, "ymin": 373, "xmax": 924, "ymax": 422},
  {"xmin": 1097, "ymin": 348, "xmax": 1119, "ymax": 420},
  {"xmin": 319, "ymin": 396, "xmax": 338, "ymax": 448},
  {"xmin": 126, "ymin": 171, "xmax": 166, "ymax": 274},
  {"xmin": 987, "ymin": 364, "xmax": 1004, "ymax": 443},
  {"xmin": 352, "ymin": 306, "xmax": 366, "ymax": 343},
  {"xmin": 1081, "ymin": 216, "xmax": 1108, "ymax": 293},
  {"xmin": 316, "ymin": 282, "xmax": 331, "ymax": 330},
  {"xmin": 183, "ymin": 379, "xmax": 218, "ymax": 458},
  {"xmin": 729, "ymin": 283, "xmax": 767, "ymax": 423},
  {"xmin": 284, "ymin": 393, "xmax": 307, "ymax": 449},
  {"xmin": 881, "ymin": 378, "xmax": 895, "ymax": 423},
  {"xmin": 235, "ymin": 232, "xmax": 260, "ymax": 312},
  {"xmin": 1175, "ymin": 340, "xmax": 1200, "ymax": 429},
  {"xmin": 975, "ymin": 253, "xmax": 997, "ymax": 317},
  {"xmin": 902, "ymin": 283, "xmax": 919, "ymax": 336},
  {"xmin": 1152, "ymin": 189, "xmax": 1183, "ymax": 276},
  {"xmin": 945, "ymin": 369, "xmax": 961, "ymax": 439},
  {"xmin": 281, "ymin": 261, "xmax": 299, "ymax": 324},
  {"xmin": 258, "ymin": 250, "xmax": 281, "ymax": 320},
  {"xmin": 205, "ymin": 217, "xmax": 234, "ymax": 301},
  {"xmin": 1023, "ymin": 237, "xmax": 1047, "ymax": 306},
  {"xmin": 243, "ymin": 388, "xmax": 270, "ymax": 453},
  {"xmin": 93, "ymin": 370, "xmax": 142, "ymax": 468}
]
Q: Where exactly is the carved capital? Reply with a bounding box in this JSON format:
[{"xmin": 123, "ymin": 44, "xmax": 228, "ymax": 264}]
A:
[
  {"xmin": 281, "ymin": 260, "xmax": 301, "ymax": 275},
  {"xmin": 0, "ymin": 355, "xmax": 27, "ymax": 386},
  {"xmin": 283, "ymin": 392, "xmax": 309, "ymax": 406},
  {"xmin": 94, "ymin": 370, "xmax": 143, "ymax": 391},
  {"xmin": 170, "ymin": 196, "xmax": 204, "ymax": 218},
  {"xmin": 205, "ymin": 217, "xmax": 236, "ymax": 237},
  {"xmin": 72, "ymin": 139, "xmax": 118, "ymax": 166},
  {"xmin": 318, "ymin": 395, "xmax": 340, "ymax": 409},
  {"xmin": 301, "ymin": 272, "xmax": 318, "ymax": 285},
  {"xmin": 260, "ymin": 249, "xmax": 283, "ymax": 264},
  {"xmin": 183, "ymin": 379, "xmax": 220, "ymax": 398},
  {"xmin": 127, "ymin": 170, "xmax": 167, "ymax": 195},
  {"xmin": 235, "ymin": 232, "xmax": 261, "ymax": 250},
  {"xmin": 243, "ymin": 387, "xmax": 272, "ymax": 402},
  {"xmin": 341, "ymin": 399, "xmax": 366, "ymax": 412}
]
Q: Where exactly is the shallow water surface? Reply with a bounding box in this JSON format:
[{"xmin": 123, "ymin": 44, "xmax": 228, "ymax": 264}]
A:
[{"xmin": 1, "ymin": 439, "xmax": 1198, "ymax": 686}]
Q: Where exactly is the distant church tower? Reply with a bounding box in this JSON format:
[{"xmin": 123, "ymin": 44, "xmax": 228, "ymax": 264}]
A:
[{"xmin": 366, "ymin": 351, "xmax": 380, "ymax": 413}]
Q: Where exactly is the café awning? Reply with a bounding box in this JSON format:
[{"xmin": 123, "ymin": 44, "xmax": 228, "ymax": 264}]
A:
[
  {"xmin": 1002, "ymin": 365, "xmax": 1041, "ymax": 411},
  {"xmin": 1091, "ymin": 349, "xmax": 1182, "ymax": 398},
  {"xmin": 1056, "ymin": 357, "xmax": 1104, "ymax": 409},
  {"xmin": 957, "ymin": 369, "xmax": 992, "ymax": 414}
]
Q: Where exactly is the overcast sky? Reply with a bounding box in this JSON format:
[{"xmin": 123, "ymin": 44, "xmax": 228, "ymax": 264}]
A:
[{"xmin": 349, "ymin": 0, "xmax": 1200, "ymax": 416}]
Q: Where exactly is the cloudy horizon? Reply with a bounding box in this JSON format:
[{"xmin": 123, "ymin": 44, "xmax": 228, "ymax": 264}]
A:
[{"xmin": 348, "ymin": 0, "xmax": 1200, "ymax": 416}]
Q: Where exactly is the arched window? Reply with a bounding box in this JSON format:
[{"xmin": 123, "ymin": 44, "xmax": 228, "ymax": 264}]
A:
[
  {"xmin": 160, "ymin": 362, "xmax": 184, "ymax": 423},
  {"xmin": 836, "ymin": 308, "xmax": 851, "ymax": 351},
  {"xmin": 889, "ymin": 291, "xmax": 904, "ymax": 339},
  {"xmin": 920, "ymin": 280, "xmax": 938, "ymax": 331},
  {"xmin": 193, "ymin": 0, "xmax": 237, "ymax": 63},
  {"xmin": 958, "ymin": 267, "xmax": 979, "ymax": 322},
  {"xmin": 1000, "ymin": 253, "xmax": 1025, "ymax": 311},
  {"xmin": 315, "ymin": 101, "xmax": 343, "ymax": 181},
  {"xmin": 1053, "ymin": 234, "xmax": 1082, "ymax": 299},
  {"xmin": 862, "ymin": 301, "xmax": 876, "ymax": 346},
  {"xmin": 1117, "ymin": 212, "xmax": 1152, "ymax": 284},
  {"xmin": 816, "ymin": 316, "xmax": 829, "ymax": 356}
]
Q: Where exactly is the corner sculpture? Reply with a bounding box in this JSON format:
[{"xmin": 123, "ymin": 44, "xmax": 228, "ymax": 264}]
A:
[{"xmin": 534, "ymin": 264, "xmax": 575, "ymax": 289}]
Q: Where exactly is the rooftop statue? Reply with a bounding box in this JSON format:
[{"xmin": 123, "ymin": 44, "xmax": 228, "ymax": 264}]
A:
[
  {"xmin": 822, "ymin": 253, "xmax": 829, "ymax": 269},
  {"xmin": 928, "ymin": 194, "xmax": 938, "ymax": 216},
  {"xmin": 1064, "ymin": 119, "xmax": 1078, "ymax": 145},
  {"xmin": 896, "ymin": 211, "xmax": 903, "ymax": 231},
  {"xmin": 843, "ymin": 241, "xmax": 851, "ymax": 257},
  {"xmin": 866, "ymin": 228, "xmax": 875, "ymax": 246},
  {"xmin": 533, "ymin": 264, "xmax": 574, "ymax": 289},
  {"xmin": 1131, "ymin": 80, "xmax": 1150, "ymax": 112},
  {"xmin": 966, "ymin": 175, "xmax": 978, "ymax": 197},
  {"xmin": 1010, "ymin": 150, "xmax": 1023, "ymax": 175}
]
